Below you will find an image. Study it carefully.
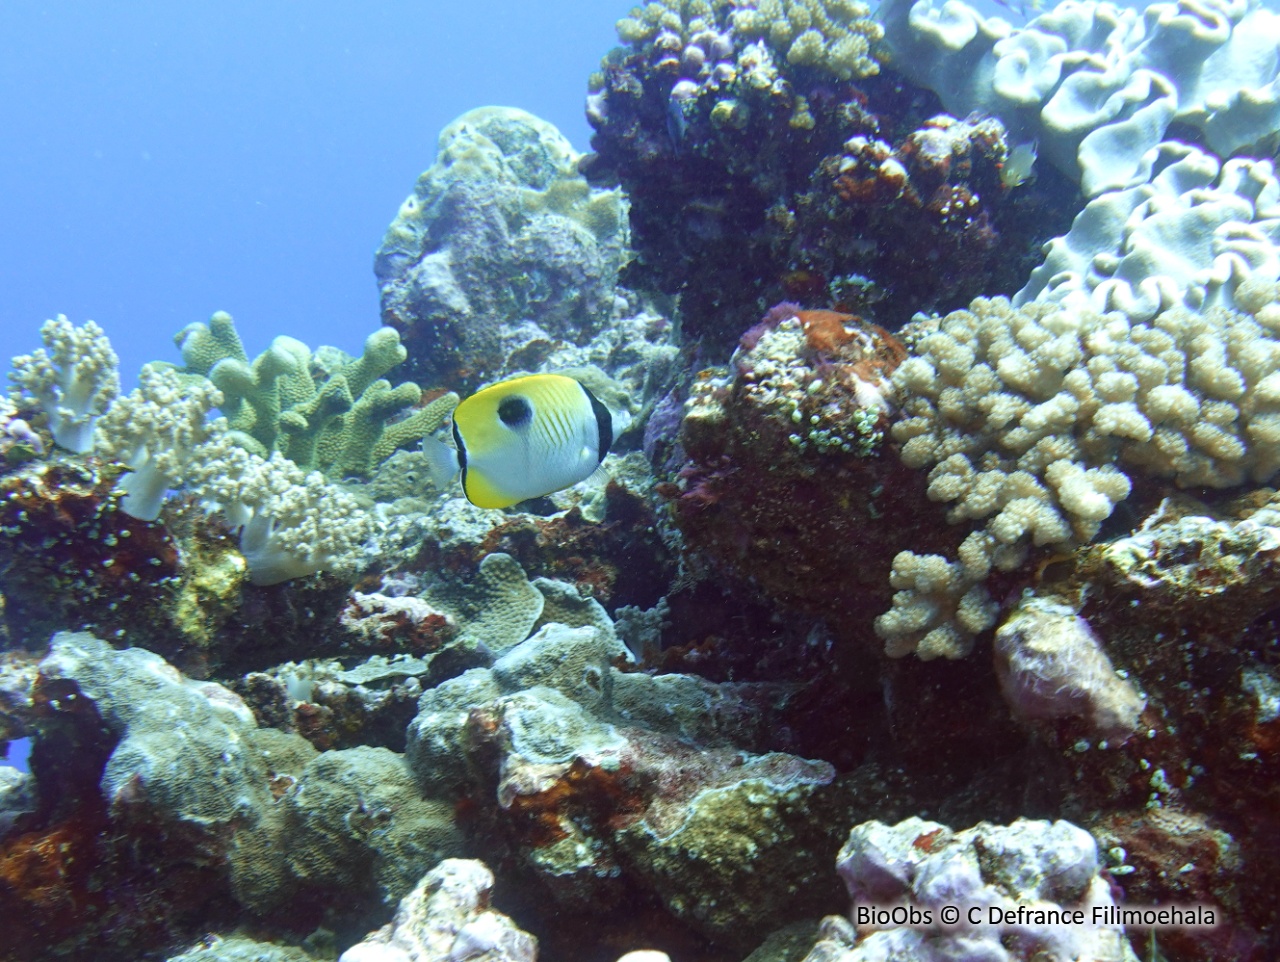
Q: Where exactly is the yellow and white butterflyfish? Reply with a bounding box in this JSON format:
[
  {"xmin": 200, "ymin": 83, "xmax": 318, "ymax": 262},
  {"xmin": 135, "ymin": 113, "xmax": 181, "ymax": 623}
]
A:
[{"xmin": 429, "ymin": 373, "xmax": 614, "ymax": 509}]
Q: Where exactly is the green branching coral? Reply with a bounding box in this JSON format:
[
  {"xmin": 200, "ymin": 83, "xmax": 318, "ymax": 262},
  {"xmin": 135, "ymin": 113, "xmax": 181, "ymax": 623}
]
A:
[
  {"xmin": 172, "ymin": 312, "xmax": 458, "ymax": 480},
  {"xmin": 733, "ymin": 0, "xmax": 883, "ymax": 80}
]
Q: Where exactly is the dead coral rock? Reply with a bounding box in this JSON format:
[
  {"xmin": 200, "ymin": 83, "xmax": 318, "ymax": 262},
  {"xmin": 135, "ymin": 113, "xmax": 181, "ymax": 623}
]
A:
[{"xmin": 671, "ymin": 306, "xmax": 960, "ymax": 648}]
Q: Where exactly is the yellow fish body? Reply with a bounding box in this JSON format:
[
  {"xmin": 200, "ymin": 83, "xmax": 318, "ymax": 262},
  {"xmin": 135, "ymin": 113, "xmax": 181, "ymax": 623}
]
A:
[{"xmin": 449, "ymin": 373, "xmax": 613, "ymax": 509}]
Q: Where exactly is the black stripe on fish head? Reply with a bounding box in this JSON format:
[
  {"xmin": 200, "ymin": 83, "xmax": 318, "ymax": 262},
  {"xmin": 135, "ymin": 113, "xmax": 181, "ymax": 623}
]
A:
[{"xmin": 453, "ymin": 418, "xmax": 468, "ymax": 485}]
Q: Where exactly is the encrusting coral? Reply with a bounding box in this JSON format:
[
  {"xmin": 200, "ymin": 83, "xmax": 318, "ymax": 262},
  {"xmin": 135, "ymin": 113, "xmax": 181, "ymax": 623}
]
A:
[
  {"xmin": 8, "ymin": 316, "xmax": 120, "ymax": 454},
  {"xmin": 174, "ymin": 311, "xmax": 458, "ymax": 479},
  {"xmin": 375, "ymin": 107, "xmax": 629, "ymax": 392}
]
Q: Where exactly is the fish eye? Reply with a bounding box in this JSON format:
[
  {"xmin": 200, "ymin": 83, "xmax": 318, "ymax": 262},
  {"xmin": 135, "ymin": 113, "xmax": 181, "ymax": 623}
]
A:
[{"xmin": 498, "ymin": 395, "xmax": 532, "ymax": 427}]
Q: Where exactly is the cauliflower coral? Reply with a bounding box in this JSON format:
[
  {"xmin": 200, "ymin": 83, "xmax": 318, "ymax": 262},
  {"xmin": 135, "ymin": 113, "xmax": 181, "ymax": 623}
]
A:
[{"xmin": 878, "ymin": 285, "xmax": 1280, "ymax": 658}]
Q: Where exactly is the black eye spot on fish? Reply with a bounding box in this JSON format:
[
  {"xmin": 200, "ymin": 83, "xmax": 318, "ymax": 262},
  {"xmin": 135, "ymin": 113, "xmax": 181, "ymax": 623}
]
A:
[{"xmin": 498, "ymin": 395, "xmax": 532, "ymax": 428}]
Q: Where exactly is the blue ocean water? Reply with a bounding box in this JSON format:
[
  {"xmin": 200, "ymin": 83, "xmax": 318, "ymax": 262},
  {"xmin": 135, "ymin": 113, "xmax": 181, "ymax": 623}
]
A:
[{"xmin": 0, "ymin": 1, "xmax": 616, "ymax": 386}]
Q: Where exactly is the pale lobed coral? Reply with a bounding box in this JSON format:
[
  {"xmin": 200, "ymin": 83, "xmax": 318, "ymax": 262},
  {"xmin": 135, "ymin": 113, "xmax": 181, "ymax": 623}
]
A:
[
  {"xmin": 613, "ymin": 0, "xmax": 882, "ymax": 81},
  {"xmin": 875, "ymin": 541, "xmax": 999, "ymax": 660},
  {"xmin": 878, "ymin": 288, "xmax": 1280, "ymax": 656},
  {"xmin": 9, "ymin": 315, "xmax": 120, "ymax": 454},
  {"xmin": 1016, "ymin": 143, "xmax": 1280, "ymax": 323},
  {"xmin": 96, "ymin": 365, "xmax": 225, "ymax": 521},
  {"xmin": 878, "ymin": 0, "xmax": 1280, "ymax": 196},
  {"xmin": 615, "ymin": 0, "xmax": 725, "ymax": 44},
  {"xmin": 187, "ymin": 432, "xmax": 377, "ymax": 587}
]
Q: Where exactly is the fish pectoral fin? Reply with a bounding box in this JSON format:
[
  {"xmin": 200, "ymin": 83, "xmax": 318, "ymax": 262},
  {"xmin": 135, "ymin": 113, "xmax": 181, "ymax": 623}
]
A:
[{"xmin": 421, "ymin": 436, "xmax": 461, "ymax": 491}]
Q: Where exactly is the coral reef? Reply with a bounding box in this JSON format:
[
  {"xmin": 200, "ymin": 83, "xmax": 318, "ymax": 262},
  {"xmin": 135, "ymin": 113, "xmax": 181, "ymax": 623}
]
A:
[
  {"xmin": 586, "ymin": 0, "xmax": 1074, "ymax": 345},
  {"xmin": 880, "ymin": 288, "xmax": 1280, "ymax": 656},
  {"xmin": 174, "ymin": 311, "xmax": 458, "ymax": 479},
  {"xmin": 8, "ymin": 316, "xmax": 119, "ymax": 454},
  {"xmin": 405, "ymin": 621, "xmax": 854, "ymax": 953},
  {"xmin": 879, "ymin": 0, "xmax": 1280, "ymax": 195},
  {"xmin": 0, "ymin": 634, "xmax": 462, "ymax": 961},
  {"xmin": 671, "ymin": 304, "xmax": 964, "ymax": 648},
  {"xmin": 12, "ymin": 32, "xmax": 1280, "ymax": 962},
  {"xmin": 375, "ymin": 107, "xmax": 629, "ymax": 392}
]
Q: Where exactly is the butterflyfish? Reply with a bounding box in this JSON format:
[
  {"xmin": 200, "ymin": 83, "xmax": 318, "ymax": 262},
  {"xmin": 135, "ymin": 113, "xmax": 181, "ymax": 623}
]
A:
[{"xmin": 427, "ymin": 373, "xmax": 614, "ymax": 509}]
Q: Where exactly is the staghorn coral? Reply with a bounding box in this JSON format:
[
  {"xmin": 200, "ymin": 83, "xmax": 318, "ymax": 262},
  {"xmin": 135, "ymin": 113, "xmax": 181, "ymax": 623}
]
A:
[
  {"xmin": 8, "ymin": 316, "xmax": 120, "ymax": 454},
  {"xmin": 95, "ymin": 365, "xmax": 225, "ymax": 521},
  {"xmin": 174, "ymin": 311, "xmax": 457, "ymax": 479},
  {"xmin": 879, "ymin": 290, "xmax": 1280, "ymax": 657}
]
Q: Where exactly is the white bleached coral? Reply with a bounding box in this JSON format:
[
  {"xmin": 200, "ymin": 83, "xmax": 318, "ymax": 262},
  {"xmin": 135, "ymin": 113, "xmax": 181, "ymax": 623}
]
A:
[
  {"xmin": 879, "ymin": 289, "xmax": 1280, "ymax": 656},
  {"xmin": 9, "ymin": 315, "xmax": 120, "ymax": 453},
  {"xmin": 96, "ymin": 366, "xmax": 225, "ymax": 521},
  {"xmin": 1016, "ymin": 143, "xmax": 1280, "ymax": 323},
  {"xmin": 188, "ymin": 434, "xmax": 377, "ymax": 586}
]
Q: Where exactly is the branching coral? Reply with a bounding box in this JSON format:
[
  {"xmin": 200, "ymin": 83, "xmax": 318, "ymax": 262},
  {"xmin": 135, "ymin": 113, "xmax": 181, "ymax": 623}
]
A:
[
  {"xmin": 96, "ymin": 366, "xmax": 225, "ymax": 521},
  {"xmin": 174, "ymin": 311, "xmax": 456, "ymax": 479},
  {"xmin": 9, "ymin": 316, "xmax": 120, "ymax": 454},
  {"xmin": 878, "ymin": 287, "xmax": 1280, "ymax": 657}
]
